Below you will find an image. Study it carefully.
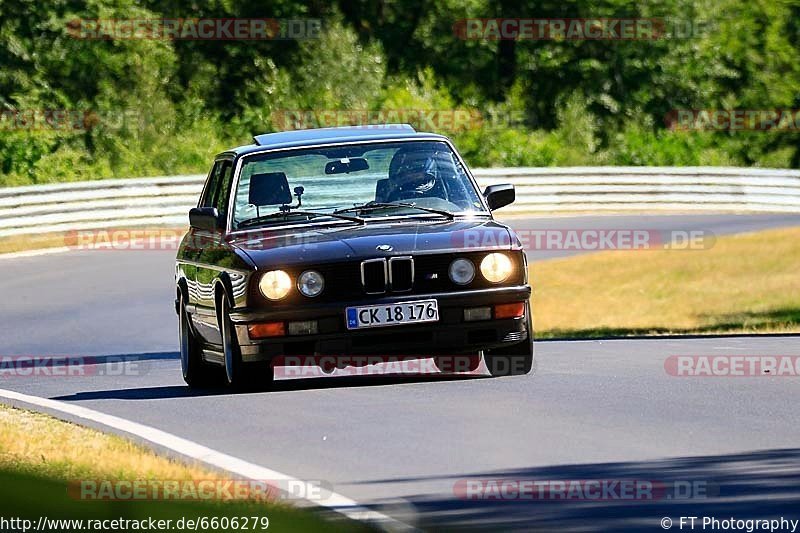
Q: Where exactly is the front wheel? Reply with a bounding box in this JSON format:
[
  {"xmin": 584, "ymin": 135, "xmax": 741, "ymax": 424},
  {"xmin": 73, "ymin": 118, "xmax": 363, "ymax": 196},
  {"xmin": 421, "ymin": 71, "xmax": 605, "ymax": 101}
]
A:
[
  {"xmin": 220, "ymin": 296, "xmax": 274, "ymax": 390},
  {"xmin": 484, "ymin": 304, "xmax": 534, "ymax": 377},
  {"xmin": 179, "ymin": 294, "xmax": 222, "ymax": 388}
]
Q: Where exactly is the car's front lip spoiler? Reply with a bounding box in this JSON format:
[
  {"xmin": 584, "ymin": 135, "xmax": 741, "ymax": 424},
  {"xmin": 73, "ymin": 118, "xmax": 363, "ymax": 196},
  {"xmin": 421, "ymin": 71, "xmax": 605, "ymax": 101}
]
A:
[{"xmin": 227, "ymin": 285, "xmax": 531, "ymax": 324}]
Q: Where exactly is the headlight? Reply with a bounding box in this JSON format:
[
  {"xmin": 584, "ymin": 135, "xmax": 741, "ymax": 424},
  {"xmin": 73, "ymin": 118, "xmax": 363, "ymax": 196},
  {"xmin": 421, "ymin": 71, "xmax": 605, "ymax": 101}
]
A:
[
  {"xmin": 449, "ymin": 258, "xmax": 475, "ymax": 285},
  {"xmin": 259, "ymin": 270, "xmax": 292, "ymax": 300},
  {"xmin": 297, "ymin": 270, "xmax": 324, "ymax": 297},
  {"xmin": 480, "ymin": 253, "xmax": 513, "ymax": 283}
]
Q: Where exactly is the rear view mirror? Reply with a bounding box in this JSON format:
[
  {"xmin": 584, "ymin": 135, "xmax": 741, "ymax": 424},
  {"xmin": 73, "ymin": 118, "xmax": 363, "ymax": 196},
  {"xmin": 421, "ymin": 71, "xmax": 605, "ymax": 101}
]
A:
[
  {"xmin": 483, "ymin": 184, "xmax": 515, "ymax": 211},
  {"xmin": 189, "ymin": 207, "xmax": 221, "ymax": 231},
  {"xmin": 325, "ymin": 158, "xmax": 369, "ymax": 174}
]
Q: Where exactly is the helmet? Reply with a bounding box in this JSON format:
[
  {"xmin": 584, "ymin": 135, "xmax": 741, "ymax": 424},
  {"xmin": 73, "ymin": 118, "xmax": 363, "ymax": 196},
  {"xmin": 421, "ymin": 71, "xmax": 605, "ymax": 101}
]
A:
[{"xmin": 388, "ymin": 148, "xmax": 441, "ymax": 200}]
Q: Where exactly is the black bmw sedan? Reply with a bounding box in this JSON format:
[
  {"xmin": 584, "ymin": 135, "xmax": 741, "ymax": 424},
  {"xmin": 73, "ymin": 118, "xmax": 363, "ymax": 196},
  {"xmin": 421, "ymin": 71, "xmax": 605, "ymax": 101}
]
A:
[{"xmin": 176, "ymin": 124, "xmax": 532, "ymax": 388}]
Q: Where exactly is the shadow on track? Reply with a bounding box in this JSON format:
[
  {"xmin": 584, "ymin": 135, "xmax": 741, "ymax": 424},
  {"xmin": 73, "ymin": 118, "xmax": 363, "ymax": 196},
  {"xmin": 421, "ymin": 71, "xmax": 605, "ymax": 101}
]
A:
[
  {"xmin": 363, "ymin": 448, "xmax": 800, "ymax": 531},
  {"xmin": 51, "ymin": 363, "xmax": 489, "ymax": 401},
  {"xmin": 1, "ymin": 352, "xmax": 179, "ymax": 367}
]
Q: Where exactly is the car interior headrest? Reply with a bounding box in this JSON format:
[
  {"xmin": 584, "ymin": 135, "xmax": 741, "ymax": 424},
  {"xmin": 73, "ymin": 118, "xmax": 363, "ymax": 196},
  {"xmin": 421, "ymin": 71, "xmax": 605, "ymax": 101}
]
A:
[
  {"xmin": 248, "ymin": 172, "xmax": 292, "ymax": 206},
  {"xmin": 375, "ymin": 178, "xmax": 391, "ymax": 203}
]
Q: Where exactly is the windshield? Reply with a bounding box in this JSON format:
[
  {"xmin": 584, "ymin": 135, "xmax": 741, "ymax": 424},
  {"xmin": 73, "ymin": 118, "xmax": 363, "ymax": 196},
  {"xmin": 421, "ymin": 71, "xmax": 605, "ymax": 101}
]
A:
[{"xmin": 232, "ymin": 140, "xmax": 486, "ymax": 229}]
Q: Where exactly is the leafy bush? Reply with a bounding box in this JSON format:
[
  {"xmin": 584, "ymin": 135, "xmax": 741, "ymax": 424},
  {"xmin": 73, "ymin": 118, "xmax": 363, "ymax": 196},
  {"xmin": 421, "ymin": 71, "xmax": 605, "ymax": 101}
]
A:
[{"xmin": 1, "ymin": 0, "xmax": 799, "ymax": 186}]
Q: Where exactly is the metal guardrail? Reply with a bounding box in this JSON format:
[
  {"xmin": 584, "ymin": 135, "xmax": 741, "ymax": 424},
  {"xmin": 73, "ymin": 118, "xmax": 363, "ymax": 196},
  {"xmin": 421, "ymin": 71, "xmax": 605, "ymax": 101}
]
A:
[
  {"xmin": 478, "ymin": 167, "xmax": 800, "ymax": 214},
  {"xmin": 1, "ymin": 167, "xmax": 800, "ymax": 237}
]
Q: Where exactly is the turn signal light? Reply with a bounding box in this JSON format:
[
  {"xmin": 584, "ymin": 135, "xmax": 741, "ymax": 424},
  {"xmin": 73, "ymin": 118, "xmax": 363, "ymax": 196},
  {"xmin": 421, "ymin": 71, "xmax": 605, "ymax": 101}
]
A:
[
  {"xmin": 494, "ymin": 302, "xmax": 525, "ymax": 319},
  {"xmin": 248, "ymin": 322, "xmax": 286, "ymax": 339}
]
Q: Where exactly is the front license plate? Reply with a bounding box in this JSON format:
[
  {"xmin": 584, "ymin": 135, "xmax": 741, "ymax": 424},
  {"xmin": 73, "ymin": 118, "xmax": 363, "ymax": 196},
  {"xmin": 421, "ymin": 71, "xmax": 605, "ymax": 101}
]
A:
[{"xmin": 346, "ymin": 299, "xmax": 439, "ymax": 330}]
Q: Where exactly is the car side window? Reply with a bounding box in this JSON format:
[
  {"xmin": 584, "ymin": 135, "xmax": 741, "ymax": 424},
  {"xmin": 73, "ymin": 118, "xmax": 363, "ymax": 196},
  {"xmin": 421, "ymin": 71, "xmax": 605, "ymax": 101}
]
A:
[
  {"xmin": 200, "ymin": 161, "xmax": 223, "ymax": 208},
  {"xmin": 213, "ymin": 160, "xmax": 234, "ymax": 219}
]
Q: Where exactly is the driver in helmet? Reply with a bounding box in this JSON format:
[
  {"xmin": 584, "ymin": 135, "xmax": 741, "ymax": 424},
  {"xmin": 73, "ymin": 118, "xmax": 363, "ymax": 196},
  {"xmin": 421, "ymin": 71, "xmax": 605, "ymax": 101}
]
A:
[{"xmin": 385, "ymin": 148, "xmax": 446, "ymax": 202}]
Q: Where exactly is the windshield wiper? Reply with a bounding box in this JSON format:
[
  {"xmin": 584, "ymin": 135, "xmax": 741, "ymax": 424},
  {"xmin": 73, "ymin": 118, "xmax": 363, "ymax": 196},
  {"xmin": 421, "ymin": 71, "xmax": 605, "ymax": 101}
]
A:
[
  {"xmin": 237, "ymin": 210, "xmax": 365, "ymax": 229},
  {"xmin": 334, "ymin": 202, "xmax": 455, "ymax": 220}
]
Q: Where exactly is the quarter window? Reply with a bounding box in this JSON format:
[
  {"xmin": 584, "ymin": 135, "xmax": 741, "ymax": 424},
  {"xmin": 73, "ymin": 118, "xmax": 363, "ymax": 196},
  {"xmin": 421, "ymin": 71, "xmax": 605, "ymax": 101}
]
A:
[
  {"xmin": 213, "ymin": 160, "xmax": 234, "ymax": 218},
  {"xmin": 199, "ymin": 159, "xmax": 234, "ymax": 221},
  {"xmin": 200, "ymin": 161, "xmax": 223, "ymax": 208}
]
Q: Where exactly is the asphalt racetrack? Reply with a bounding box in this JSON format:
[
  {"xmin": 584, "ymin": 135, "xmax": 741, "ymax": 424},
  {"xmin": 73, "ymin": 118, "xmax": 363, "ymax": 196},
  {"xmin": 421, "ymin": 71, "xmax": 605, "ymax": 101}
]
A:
[{"xmin": 1, "ymin": 214, "xmax": 799, "ymax": 531}]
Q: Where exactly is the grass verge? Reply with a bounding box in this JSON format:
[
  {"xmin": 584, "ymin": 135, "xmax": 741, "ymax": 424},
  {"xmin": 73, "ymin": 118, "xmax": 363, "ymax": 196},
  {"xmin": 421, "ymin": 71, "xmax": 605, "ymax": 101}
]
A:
[
  {"xmin": 0, "ymin": 228, "xmax": 187, "ymax": 255},
  {"xmin": 0, "ymin": 233, "xmax": 73, "ymax": 255},
  {"xmin": 0, "ymin": 405, "xmax": 368, "ymax": 531},
  {"xmin": 532, "ymin": 226, "xmax": 800, "ymax": 338}
]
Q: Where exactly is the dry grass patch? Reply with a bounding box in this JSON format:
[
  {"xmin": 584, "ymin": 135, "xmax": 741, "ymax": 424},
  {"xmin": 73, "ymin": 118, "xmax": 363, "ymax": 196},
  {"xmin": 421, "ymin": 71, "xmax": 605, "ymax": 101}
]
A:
[
  {"xmin": 0, "ymin": 405, "xmax": 367, "ymax": 531},
  {"xmin": 0, "ymin": 232, "xmax": 71, "ymax": 254},
  {"xmin": 0, "ymin": 405, "xmax": 220, "ymax": 482},
  {"xmin": 531, "ymin": 226, "xmax": 800, "ymax": 338}
]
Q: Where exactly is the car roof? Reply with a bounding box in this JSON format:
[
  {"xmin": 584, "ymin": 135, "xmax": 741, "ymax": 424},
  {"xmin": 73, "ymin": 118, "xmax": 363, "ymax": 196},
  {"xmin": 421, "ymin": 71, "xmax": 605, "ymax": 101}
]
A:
[{"xmin": 221, "ymin": 124, "xmax": 450, "ymax": 157}]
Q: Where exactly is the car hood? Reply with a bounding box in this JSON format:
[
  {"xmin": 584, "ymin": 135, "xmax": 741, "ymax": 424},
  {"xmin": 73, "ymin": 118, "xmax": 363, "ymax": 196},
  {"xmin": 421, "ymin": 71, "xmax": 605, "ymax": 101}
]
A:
[{"xmin": 230, "ymin": 218, "xmax": 516, "ymax": 268}]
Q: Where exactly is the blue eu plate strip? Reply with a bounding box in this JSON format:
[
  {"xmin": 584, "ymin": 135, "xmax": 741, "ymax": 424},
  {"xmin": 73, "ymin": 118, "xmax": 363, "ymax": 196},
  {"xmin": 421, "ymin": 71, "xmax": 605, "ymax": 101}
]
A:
[{"xmin": 346, "ymin": 308, "xmax": 358, "ymax": 329}]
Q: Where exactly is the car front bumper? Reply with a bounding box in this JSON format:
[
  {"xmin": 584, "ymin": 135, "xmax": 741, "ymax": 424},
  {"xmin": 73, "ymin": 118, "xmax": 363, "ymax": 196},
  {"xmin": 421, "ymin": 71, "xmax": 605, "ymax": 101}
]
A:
[{"xmin": 229, "ymin": 285, "xmax": 532, "ymax": 362}]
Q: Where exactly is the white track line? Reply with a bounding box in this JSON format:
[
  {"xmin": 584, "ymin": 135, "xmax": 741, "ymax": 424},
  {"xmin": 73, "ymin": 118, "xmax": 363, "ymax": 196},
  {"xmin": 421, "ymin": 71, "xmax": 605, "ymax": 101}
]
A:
[
  {"xmin": 0, "ymin": 388, "xmax": 414, "ymax": 531},
  {"xmin": 0, "ymin": 247, "xmax": 72, "ymax": 259}
]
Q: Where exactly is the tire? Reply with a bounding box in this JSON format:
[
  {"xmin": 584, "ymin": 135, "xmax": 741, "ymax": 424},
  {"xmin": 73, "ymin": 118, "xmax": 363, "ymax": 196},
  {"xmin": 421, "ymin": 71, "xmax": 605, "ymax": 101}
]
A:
[
  {"xmin": 179, "ymin": 294, "xmax": 222, "ymax": 388},
  {"xmin": 433, "ymin": 353, "xmax": 482, "ymax": 373},
  {"xmin": 220, "ymin": 296, "xmax": 274, "ymax": 390},
  {"xmin": 485, "ymin": 303, "xmax": 534, "ymax": 377}
]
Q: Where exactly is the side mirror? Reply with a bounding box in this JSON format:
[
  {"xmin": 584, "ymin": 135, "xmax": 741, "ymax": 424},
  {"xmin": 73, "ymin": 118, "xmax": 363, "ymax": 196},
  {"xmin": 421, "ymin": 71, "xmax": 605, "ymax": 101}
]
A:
[
  {"xmin": 483, "ymin": 184, "xmax": 515, "ymax": 211},
  {"xmin": 189, "ymin": 207, "xmax": 221, "ymax": 232}
]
